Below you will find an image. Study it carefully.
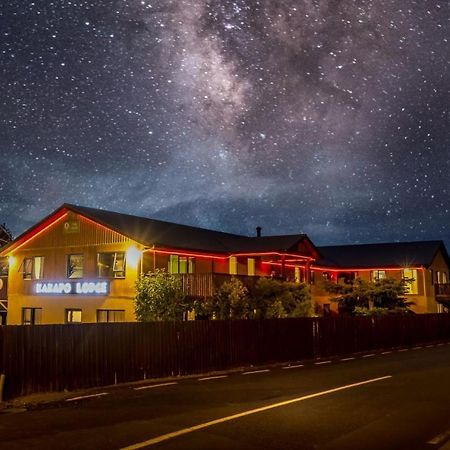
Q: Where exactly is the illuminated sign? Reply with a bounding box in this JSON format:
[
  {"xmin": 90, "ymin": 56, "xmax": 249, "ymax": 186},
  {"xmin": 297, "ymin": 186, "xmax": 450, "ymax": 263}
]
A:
[
  {"xmin": 63, "ymin": 220, "xmax": 80, "ymax": 234},
  {"xmin": 34, "ymin": 281, "xmax": 109, "ymax": 295}
]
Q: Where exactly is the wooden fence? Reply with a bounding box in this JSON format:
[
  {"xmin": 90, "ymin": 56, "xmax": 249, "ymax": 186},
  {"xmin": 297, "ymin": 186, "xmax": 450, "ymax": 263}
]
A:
[{"xmin": 1, "ymin": 314, "xmax": 450, "ymax": 400}]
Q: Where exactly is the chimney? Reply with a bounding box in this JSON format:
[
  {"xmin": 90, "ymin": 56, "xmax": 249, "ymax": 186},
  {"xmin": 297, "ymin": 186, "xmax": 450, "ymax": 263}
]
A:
[{"xmin": 256, "ymin": 226, "xmax": 262, "ymax": 237}]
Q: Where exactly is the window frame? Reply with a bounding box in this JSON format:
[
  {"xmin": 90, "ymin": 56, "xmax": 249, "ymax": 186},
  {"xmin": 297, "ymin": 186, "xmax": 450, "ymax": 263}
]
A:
[
  {"xmin": 402, "ymin": 268, "xmax": 418, "ymax": 295},
  {"xmin": 371, "ymin": 270, "xmax": 386, "ymax": 282},
  {"xmin": 65, "ymin": 308, "xmax": 82, "ymax": 324},
  {"xmin": 97, "ymin": 252, "xmax": 126, "ymax": 279},
  {"xmin": 67, "ymin": 254, "xmax": 84, "ymax": 279},
  {"xmin": 97, "ymin": 309, "xmax": 125, "ymax": 323},
  {"xmin": 22, "ymin": 256, "xmax": 44, "ymax": 280},
  {"xmin": 168, "ymin": 255, "xmax": 196, "ymax": 274},
  {"xmin": 229, "ymin": 256, "xmax": 238, "ymax": 275},
  {"xmin": 22, "ymin": 307, "xmax": 42, "ymax": 325}
]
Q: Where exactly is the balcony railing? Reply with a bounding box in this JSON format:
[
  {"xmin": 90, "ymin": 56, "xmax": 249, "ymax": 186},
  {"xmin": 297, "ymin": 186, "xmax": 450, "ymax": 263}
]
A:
[
  {"xmin": 178, "ymin": 273, "xmax": 262, "ymax": 298},
  {"xmin": 435, "ymin": 283, "xmax": 450, "ymax": 298}
]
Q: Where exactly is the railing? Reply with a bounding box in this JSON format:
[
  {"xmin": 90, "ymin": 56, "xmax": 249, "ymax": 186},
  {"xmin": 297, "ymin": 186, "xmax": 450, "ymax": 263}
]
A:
[
  {"xmin": 435, "ymin": 283, "xmax": 450, "ymax": 298},
  {"xmin": 178, "ymin": 273, "xmax": 262, "ymax": 298}
]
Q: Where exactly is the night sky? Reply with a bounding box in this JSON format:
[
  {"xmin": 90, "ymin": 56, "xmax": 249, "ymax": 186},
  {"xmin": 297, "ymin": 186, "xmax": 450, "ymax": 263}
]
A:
[{"xmin": 1, "ymin": 1, "xmax": 449, "ymax": 246}]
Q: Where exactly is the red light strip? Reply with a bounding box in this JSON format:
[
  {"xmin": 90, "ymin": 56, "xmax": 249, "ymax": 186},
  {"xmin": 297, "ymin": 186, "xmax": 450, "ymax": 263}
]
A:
[
  {"xmin": 5, "ymin": 211, "xmax": 69, "ymax": 255},
  {"xmin": 146, "ymin": 248, "xmax": 229, "ymax": 260},
  {"xmin": 311, "ymin": 266, "xmax": 424, "ymax": 272},
  {"xmin": 231, "ymin": 252, "xmax": 314, "ymax": 260}
]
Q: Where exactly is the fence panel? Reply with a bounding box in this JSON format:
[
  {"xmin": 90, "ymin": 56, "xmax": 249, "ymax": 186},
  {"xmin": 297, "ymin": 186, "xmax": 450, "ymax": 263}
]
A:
[{"xmin": 1, "ymin": 315, "xmax": 450, "ymax": 399}]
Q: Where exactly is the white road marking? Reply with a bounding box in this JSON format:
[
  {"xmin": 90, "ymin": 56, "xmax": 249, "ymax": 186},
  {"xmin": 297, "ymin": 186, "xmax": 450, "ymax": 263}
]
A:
[
  {"xmin": 282, "ymin": 364, "xmax": 304, "ymax": 369},
  {"xmin": 66, "ymin": 392, "xmax": 109, "ymax": 402},
  {"xmin": 198, "ymin": 375, "xmax": 228, "ymax": 381},
  {"xmin": 340, "ymin": 357, "xmax": 355, "ymax": 361},
  {"xmin": 134, "ymin": 382, "xmax": 177, "ymax": 391},
  {"xmin": 315, "ymin": 360, "xmax": 332, "ymax": 365},
  {"xmin": 437, "ymin": 343, "xmax": 445, "ymax": 347},
  {"xmin": 362, "ymin": 354, "xmax": 375, "ymax": 358},
  {"xmin": 381, "ymin": 351, "xmax": 392, "ymax": 355},
  {"xmin": 398, "ymin": 349, "xmax": 409, "ymax": 352},
  {"xmin": 426, "ymin": 345, "xmax": 434, "ymax": 348},
  {"xmin": 242, "ymin": 369, "xmax": 270, "ymax": 375},
  {"xmin": 413, "ymin": 346, "xmax": 423, "ymax": 350},
  {"xmin": 427, "ymin": 428, "xmax": 450, "ymax": 445},
  {"xmin": 121, "ymin": 375, "xmax": 393, "ymax": 450}
]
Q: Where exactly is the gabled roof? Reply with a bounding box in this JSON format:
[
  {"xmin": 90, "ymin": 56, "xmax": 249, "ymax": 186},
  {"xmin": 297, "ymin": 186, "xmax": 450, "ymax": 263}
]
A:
[
  {"xmin": 1, "ymin": 204, "xmax": 317, "ymax": 257},
  {"xmin": 316, "ymin": 241, "xmax": 450, "ymax": 269}
]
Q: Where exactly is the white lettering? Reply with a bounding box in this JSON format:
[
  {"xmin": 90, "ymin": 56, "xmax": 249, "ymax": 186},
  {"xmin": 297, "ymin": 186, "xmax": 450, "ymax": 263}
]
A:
[{"xmin": 35, "ymin": 281, "xmax": 108, "ymax": 295}]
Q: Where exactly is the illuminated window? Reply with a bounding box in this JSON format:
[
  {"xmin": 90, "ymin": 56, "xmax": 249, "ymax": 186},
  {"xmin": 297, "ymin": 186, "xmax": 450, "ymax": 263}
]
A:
[
  {"xmin": 22, "ymin": 307, "xmax": 42, "ymax": 325},
  {"xmin": 168, "ymin": 255, "xmax": 195, "ymax": 274},
  {"xmin": 22, "ymin": 256, "xmax": 44, "ymax": 280},
  {"xmin": 294, "ymin": 267, "xmax": 301, "ymax": 283},
  {"xmin": 229, "ymin": 256, "xmax": 237, "ymax": 275},
  {"xmin": 402, "ymin": 269, "xmax": 418, "ymax": 294},
  {"xmin": 67, "ymin": 254, "xmax": 84, "ymax": 279},
  {"xmin": 97, "ymin": 309, "xmax": 125, "ymax": 323},
  {"xmin": 248, "ymin": 258, "xmax": 255, "ymax": 276},
  {"xmin": 66, "ymin": 309, "xmax": 82, "ymax": 323},
  {"xmin": 97, "ymin": 252, "xmax": 125, "ymax": 278},
  {"xmin": 371, "ymin": 270, "xmax": 386, "ymax": 281}
]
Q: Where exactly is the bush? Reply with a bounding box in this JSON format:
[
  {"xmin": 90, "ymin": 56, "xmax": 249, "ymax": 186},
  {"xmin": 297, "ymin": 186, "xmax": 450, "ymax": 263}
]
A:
[
  {"xmin": 252, "ymin": 277, "xmax": 313, "ymax": 318},
  {"xmin": 134, "ymin": 269, "xmax": 189, "ymax": 321}
]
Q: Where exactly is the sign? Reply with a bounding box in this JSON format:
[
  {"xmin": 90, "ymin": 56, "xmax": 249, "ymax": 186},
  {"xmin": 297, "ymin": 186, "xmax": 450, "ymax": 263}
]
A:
[
  {"xmin": 63, "ymin": 220, "xmax": 80, "ymax": 234},
  {"xmin": 34, "ymin": 281, "xmax": 110, "ymax": 296}
]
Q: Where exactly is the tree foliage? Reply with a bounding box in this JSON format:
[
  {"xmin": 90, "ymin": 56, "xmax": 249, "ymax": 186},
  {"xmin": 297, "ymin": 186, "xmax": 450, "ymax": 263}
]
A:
[
  {"xmin": 201, "ymin": 277, "xmax": 251, "ymax": 319},
  {"xmin": 134, "ymin": 269, "xmax": 189, "ymax": 321},
  {"xmin": 324, "ymin": 277, "xmax": 414, "ymax": 315},
  {"xmin": 253, "ymin": 277, "xmax": 313, "ymax": 318},
  {"xmin": 198, "ymin": 277, "xmax": 313, "ymax": 320}
]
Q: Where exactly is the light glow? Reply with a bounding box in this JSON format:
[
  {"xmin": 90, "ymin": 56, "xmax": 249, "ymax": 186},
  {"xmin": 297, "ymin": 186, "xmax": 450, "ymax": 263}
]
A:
[{"xmin": 126, "ymin": 246, "xmax": 143, "ymax": 268}]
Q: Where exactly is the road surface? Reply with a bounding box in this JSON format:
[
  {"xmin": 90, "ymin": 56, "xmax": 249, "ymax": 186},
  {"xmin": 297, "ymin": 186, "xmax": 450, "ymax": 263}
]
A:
[{"xmin": 1, "ymin": 343, "xmax": 450, "ymax": 449}]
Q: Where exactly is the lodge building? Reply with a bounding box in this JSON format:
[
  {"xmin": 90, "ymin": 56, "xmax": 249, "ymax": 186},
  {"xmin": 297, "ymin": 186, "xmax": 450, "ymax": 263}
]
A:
[{"xmin": 0, "ymin": 203, "xmax": 449, "ymax": 325}]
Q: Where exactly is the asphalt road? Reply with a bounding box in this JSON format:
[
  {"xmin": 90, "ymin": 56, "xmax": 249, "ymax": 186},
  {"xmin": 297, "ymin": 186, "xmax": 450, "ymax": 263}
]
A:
[{"xmin": 2, "ymin": 343, "xmax": 450, "ymax": 450}]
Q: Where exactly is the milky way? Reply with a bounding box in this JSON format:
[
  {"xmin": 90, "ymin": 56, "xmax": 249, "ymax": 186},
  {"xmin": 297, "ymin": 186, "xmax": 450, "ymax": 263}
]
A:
[{"xmin": 0, "ymin": 1, "xmax": 449, "ymax": 245}]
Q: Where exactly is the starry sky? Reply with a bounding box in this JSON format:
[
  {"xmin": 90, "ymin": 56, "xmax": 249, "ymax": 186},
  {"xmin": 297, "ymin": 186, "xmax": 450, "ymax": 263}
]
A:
[{"xmin": 0, "ymin": 1, "xmax": 449, "ymax": 246}]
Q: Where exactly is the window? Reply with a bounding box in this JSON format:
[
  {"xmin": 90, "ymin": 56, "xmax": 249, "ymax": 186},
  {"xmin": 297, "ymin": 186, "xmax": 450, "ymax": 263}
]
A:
[
  {"xmin": 22, "ymin": 256, "xmax": 44, "ymax": 280},
  {"xmin": 371, "ymin": 270, "xmax": 386, "ymax": 281},
  {"xmin": 22, "ymin": 307, "xmax": 42, "ymax": 325},
  {"xmin": 97, "ymin": 309, "xmax": 125, "ymax": 323},
  {"xmin": 402, "ymin": 269, "xmax": 418, "ymax": 295},
  {"xmin": 97, "ymin": 252, "xmax": 125, "ymax": 278},
  {"xmin": 66, "ymin": 309, "xmax": 82, "ymax": 323},
  {"xmin": 168, "ymin": 255, "xmax": 195, "ymax": 274},
  {"xmin": 229, "ymin": 256, "xmax": 237, "ymax": 275},
  {"xmin": 294, "ymin": 267, "xmax": 301, "ymax": 283},
  {"xmin": 248, "ymin": 258, "xmax": 255, "ymax": 276},
  {"xmin": 309, "ymin": 270, "xmax": 315, "ymax": 285},
  {"xmin": 67, "ymin": 254, "xmax": 84, "ymax": 279}
]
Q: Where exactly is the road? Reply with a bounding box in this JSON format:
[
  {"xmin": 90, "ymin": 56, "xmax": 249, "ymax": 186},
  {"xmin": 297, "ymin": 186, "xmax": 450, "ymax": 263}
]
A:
[{"xmin": 2, "ymin": 343, "xmax": 450, "ymax": 449}]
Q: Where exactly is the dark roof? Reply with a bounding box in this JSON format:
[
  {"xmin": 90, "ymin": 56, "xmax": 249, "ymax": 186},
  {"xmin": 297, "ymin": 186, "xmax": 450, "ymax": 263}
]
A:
[
  {"xmin": 55, "ymin": 204, "xmax": 314, "ymax": 255},
  {"xmin": 316, "ymin": 241, "xmax": 450, "ymax": 269}
]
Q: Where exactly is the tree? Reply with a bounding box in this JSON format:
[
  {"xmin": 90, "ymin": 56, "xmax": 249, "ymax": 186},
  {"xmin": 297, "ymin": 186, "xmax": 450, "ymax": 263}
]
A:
[
  {"xmin": 252, "ymin": 278, "xmax": 313, "ymax": 319},
  {"xmin": 134, "ymin": 269, "xmax": 189, "ymax": 321},
  {"xmin": 324, "ymin": 277, "xmax": 414, "ymax": 315},
  {"xmin": 201, "ymin": 277, "xmax": 251, "ymax": 319},
  {"xmin": 0, "ymin": 223, "xmax": 13, "ymax": 248}
]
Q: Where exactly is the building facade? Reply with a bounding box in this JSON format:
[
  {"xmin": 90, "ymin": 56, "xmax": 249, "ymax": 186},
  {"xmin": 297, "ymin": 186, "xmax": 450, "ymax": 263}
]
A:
[{"xmin": 0, "ymin": 204, "xmax": 449, "ymax": 325}]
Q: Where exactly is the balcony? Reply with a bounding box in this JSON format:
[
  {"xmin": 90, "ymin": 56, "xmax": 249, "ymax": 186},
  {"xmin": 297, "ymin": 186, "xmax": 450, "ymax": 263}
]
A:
[
  {"xmin": 435, "ymin": 283, "xmax": 450, "ymax": 299},
  {"xmin": 178, "ymin": 274, "xmax": 262, "ymax": 298}
]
